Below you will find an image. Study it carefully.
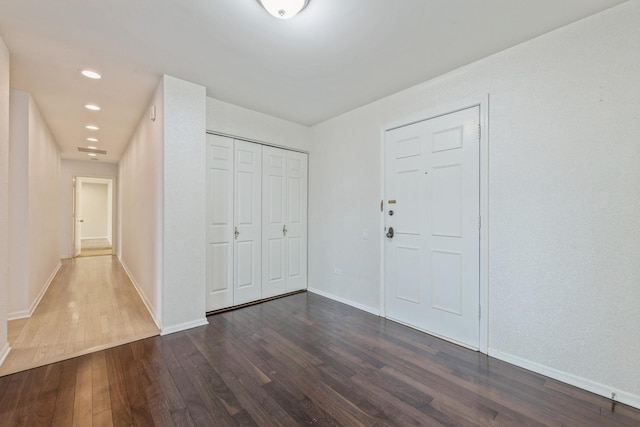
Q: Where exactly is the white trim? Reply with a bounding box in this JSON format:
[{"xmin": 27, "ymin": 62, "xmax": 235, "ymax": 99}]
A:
[
  {"xmin": 161, "ymin": 318, "xmax": 209, "ymax": 336},
  {"xmin": 488, "ymin": 348, "xmax": 640, "ymax": 410},
  {"xmin": 379, "ymin": 95, "xmax": 490, "ymax": 354},
  {"xmin": 8, "ymin": 261, "xmax": 61, "ymax": 320},
  {"xmin": 80, "ymin": 235, "xmax": 110, "ymax": 240},
  {"xmin": 119, "ymin": 258, "xmax": 161, "ymax": 330},
  {"xmin": 307, "ymin": 287, "xmax": 381, "ymax": 316},
  {"xmin": 0, "ymin": 343, "xmax": 10, "ymax": 367}
]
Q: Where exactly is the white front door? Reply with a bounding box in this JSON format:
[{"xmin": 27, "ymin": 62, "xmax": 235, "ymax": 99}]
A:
[
  {"xmin": 384, "ymin": 106, "xmax": 480, "ymax": 349},
  {"xmin": 234, "ymin": 140, "xmax": 263, "ymax": 304},
  {"xmin": 206, "ymin": 134, "xmax": 235, "ymax": 311},
  {"xmin": 262, "ymin": 147, "xmax": 308, "ymax": 298}
]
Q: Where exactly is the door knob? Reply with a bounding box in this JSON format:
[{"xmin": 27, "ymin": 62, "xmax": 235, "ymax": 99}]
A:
[
  {"xmin": 234, "ymin": 226, "xmax": 239, "ymax": 240},
  {"xmin": 386, "ymin": 227, "xmax": 394, "ymax": 238},
  {"xmin": 283, "ymin": 225, "xmax": 288, "ymax": 237}
]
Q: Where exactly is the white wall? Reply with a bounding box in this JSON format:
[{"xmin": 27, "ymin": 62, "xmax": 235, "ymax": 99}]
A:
[
  {"xmin": 309, "ymin": 0, "xmax": 640, "ymax": 407},
  {"xmin": 9, "ymin": 89, "xmax": 61, "ymax": 318},
  {"xmin": 207, "ymin": 97, "xmax": 310, "ymax": 152},
  {"xmin": 119, "ymin": 78, "xmax": 164, "ymax": 327},
  {"xmin": 162, "ymin": 76, "xmax": 207, "ymax": 333},
  {"xmin": 0, "ymin": 36, "xmax": 10, "ymax": 363},
  {"xmin": 59, "ymin": 160, "xmax": 118, "ymax": 258},
  {"xmin": 79, "ymin": 182, "xmax": 109, "ymax": 238}
]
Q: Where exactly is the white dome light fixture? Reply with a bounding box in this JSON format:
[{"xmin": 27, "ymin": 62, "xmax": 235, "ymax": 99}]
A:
[{"xmin": 257, "ymin": 0, "xmax": 309, "ymax": 19}]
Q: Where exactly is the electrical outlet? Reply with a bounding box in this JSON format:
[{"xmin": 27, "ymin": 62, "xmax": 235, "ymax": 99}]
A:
[{"xmin": 333, "ymin": 267, "xmax": 343, "ymax": 275}]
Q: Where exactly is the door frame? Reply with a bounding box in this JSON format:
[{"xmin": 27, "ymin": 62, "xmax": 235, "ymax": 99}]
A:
[
  {"xmin": 71, "ymin": 175, "xmax": 118, "ymax": 258},
  {"xmin": 379, "ymin": 95, "xmax": 490, "ymax": 354}
]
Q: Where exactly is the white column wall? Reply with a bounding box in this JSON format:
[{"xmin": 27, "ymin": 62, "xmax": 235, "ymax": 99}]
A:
[
  {"xmin": 119, "ymin": 78, "xmax": 164, "ymax": 328},
  {"xmin": 0, "ymin": 36, "xmax": 10, "ymax": 362},
  {"xmin": 309, "ymin": 1, "xmax": 640, "ymax": 406},
  {"xmin": 161, "ymin": 75, "xmax": 207, "ymax": 334}
]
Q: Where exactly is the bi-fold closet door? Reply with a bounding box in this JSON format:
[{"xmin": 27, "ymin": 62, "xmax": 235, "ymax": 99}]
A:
[{"xmin": 206, "ymin": 134, "xmax": 307, "ymax": 312}]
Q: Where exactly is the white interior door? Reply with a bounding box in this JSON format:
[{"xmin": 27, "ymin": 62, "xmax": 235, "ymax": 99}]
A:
[
  {"xmin": 384, "ymin": 106, "xmax": 480, "ymax": 349},
  {"xmin": 262, "ymin": 147, "xmax": 287, "ymax": 297},
  {"xmin": 262, "ymin": 147, "xmax": 308, "ymax": 297},
  {"xmin": 73, "ymin": 178, "xmax": 82, "ymax": 257},
  {"xmin": 234, "ymin": 140, "xmax": 263, "ymax": 304},
  {"xmin": 206, "ymin": 134, "xmax": 235, "ymax": 311},
  {"xmin": 285, "ymin": 150, "xmax": 308, "ymax": 292}
]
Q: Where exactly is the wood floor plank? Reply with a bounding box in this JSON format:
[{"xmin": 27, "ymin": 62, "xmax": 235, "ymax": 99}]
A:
[
  {"xmin": 1, "ymin": 292, "xmax": 639, "ymax": 426},
  {"xmin": 0, "ymin": 256, "xmax": 159, "ymax": 377}
]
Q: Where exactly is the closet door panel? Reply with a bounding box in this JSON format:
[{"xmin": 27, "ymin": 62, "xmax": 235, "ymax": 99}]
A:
[
  {"xmin": 262, "ymin": 147, "xmax": 287, "ymax": 298},
  {"xmin": 206, "ymin": 134, "xmax": 234, "ymax": 311},
  {"xmin": 286, "ymin": 151, "xmax": 308, "ymax": 291},
  {"xmin": 234, "ymin": 140, "xmax": 262, "ymax": 304}
]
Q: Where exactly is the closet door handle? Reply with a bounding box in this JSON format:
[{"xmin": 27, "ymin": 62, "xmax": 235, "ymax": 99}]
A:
[
  {"xmin": 234, "ymin": 226, "xmax": 239, "ymax": 240},
  {"xmin": 283, "ymin": 225, "xmax": 288, "ymax": 237}
]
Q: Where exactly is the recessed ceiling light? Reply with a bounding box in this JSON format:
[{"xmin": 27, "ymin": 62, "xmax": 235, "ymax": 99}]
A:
[
  {"xmin": 85, "ymin": 125, "xmax": 99, "ymax": 130},
  {"xmin": 88, "ymin": 153, "xmax": 97, "ymax": 157},
  {"xmin": 81, "ymin": 70, "xmax": 102, "ymax": 80},
  {"xmin": 87, "ymin": 146, "xmax": 97, "ymax": 150},
  {"xmin": 86, "ymin": 137, "xmax": 98, "ymax": 142},
  {"xmin": 85, "ymin": 104, "xmax": 101, "ymax": 111}
]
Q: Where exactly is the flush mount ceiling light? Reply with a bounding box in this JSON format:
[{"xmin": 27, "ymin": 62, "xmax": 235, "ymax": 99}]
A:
[
  {"xmin": 81, "ymin": 69, "xmax": 102, "ymax": 80},
  {"xmin": 85, "ymin": 125, "xmax": 99, "ymax": 130},
  {"xmin": 85, "ymin": 104, "xmax": 101, "ymax": 111},
  {"xmin": 87, "ymin": 137, "xmax": 98, "ymax": 142},
  {"xmin": 257, "ymin": 0, "xmax": 309, "ymax": 19}
]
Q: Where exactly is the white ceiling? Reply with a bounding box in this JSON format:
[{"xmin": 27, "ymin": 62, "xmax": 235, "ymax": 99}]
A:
[{"xmin": 0, "ymin": 0, "xmax": 626, "ymax": 163}]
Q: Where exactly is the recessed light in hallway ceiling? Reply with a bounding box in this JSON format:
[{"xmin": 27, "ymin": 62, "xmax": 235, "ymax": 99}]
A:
[
  {"xmin": 85, "ymin": 125, "xmax": 99, "ymax": 130},
  {"xmin": 87, "ymin": 137, "xmax": 98, "ymax": 142},
  {"xmin": 84, "ymin": 104, "xmax": 101, "ymax": 111}
]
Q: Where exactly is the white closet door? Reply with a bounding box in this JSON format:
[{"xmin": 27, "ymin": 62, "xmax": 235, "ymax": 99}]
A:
[
  {"xmin": 285, "ymin": 151, "xmax": 308, "ymax": 292},
  {"xmin": 206, "ymin": 134, "xmax": 234, "ymax": 311},
  {"xmin": 262, "ymin": 147, "xmax": 287, "ymax": 298},
  {"xmin": 234, "ymin": 140, "xmax": 263, "ymax": 304}
]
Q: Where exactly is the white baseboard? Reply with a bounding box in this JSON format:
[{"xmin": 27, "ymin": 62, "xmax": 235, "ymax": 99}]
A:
[
  {"xmin": 161, "ymin": 318, "xmax": 209, "ymax": 336},
  {"xmin": 488, "ymin": 348, "xmax": 640, "ymax": 410},
  {"xmin": 81, "ymin": 236, "xmax": 109, "ymax": 240},
  {"xmin": 8, "ymin": 261, "xmax": 61, "ymax": 320},
  {"xmin": 307, "ymin": 287, "xmax": 381, "ymax": 316},
  {"xmin": 118, "ymin": 258, "xmax": 161, "ymax": 330},
  {"xmin": 0, "ymin": 343, "xmax": 10, "ymax": 367}
]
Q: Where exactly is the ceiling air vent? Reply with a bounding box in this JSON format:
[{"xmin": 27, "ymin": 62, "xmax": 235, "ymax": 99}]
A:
[{"xmin": 77, "ymin": 147, "xmax": 107, "ymax": 155}]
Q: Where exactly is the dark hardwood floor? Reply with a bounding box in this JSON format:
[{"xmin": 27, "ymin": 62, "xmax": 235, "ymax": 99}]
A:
[{"xmin": 0, "ymin": 292, "xmax": 638, "ymax": 426}]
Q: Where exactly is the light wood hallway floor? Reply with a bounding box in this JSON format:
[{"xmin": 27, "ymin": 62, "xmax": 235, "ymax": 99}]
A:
[{"xmin": 0, "ymin": 255, "xmax": 159, "ymax": 377}]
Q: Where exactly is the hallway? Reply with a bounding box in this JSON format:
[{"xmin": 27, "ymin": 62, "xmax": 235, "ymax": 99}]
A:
[{"xmin": 0, "ymin": 256, "xmax": 159, "ymax": 376}]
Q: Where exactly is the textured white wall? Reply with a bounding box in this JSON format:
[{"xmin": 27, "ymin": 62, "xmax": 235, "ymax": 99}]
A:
[
  {"xmin": 26, "ymin": 94, "xmax": 60, "ymax": 310},
  {"xmin": 119, "ymin": 78, "xmax": 164, "ymax": 327},
  {"xmin": 79, "ymin": 182, "xmax": 108, "ymax": 238},
  {"xmin": 0, "ymin": 36, "xmax": 10, "ymax": 360},
  {"xmin": 8, "ymin": 90, "xmax": 60, "ymax": 317},
  {"xmin": 162, "ymin": 75, "xmax": 207, "ymax": 333},
  {"xmin": 8, "ymin": 90, "xmax": 30, "ymax": 316},
  {"xmin": 309, "ymin": 1, "xmax": 640, "ymax": 405},
  {"xmin": 207, "ymin": 97, "xmax": 310, "ymax": 152},
  {"xmin": 59, "ymin": 160, "xmax": 118, "ymax": 258}
]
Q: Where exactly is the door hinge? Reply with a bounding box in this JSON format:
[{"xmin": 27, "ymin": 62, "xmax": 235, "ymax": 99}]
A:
[
  {"xmin": 478, "ymin": 305, "xmax": 482, "ymax": 319},
  {"xmin": 478, "ymin": 124, "xmax": 481, "ymax": 140},
  {"xmin": 380, "ymin": 199, "xmax": 384, "ymax": 212},
  {"xmin": 478, "ymin": 216, "xmax": 481, "ymax": 229}
]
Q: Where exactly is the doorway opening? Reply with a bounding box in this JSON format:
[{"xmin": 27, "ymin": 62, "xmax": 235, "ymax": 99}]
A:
[{"xmin": 72, "ymin": 176, "xmax": 115, "ymax": 257}]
